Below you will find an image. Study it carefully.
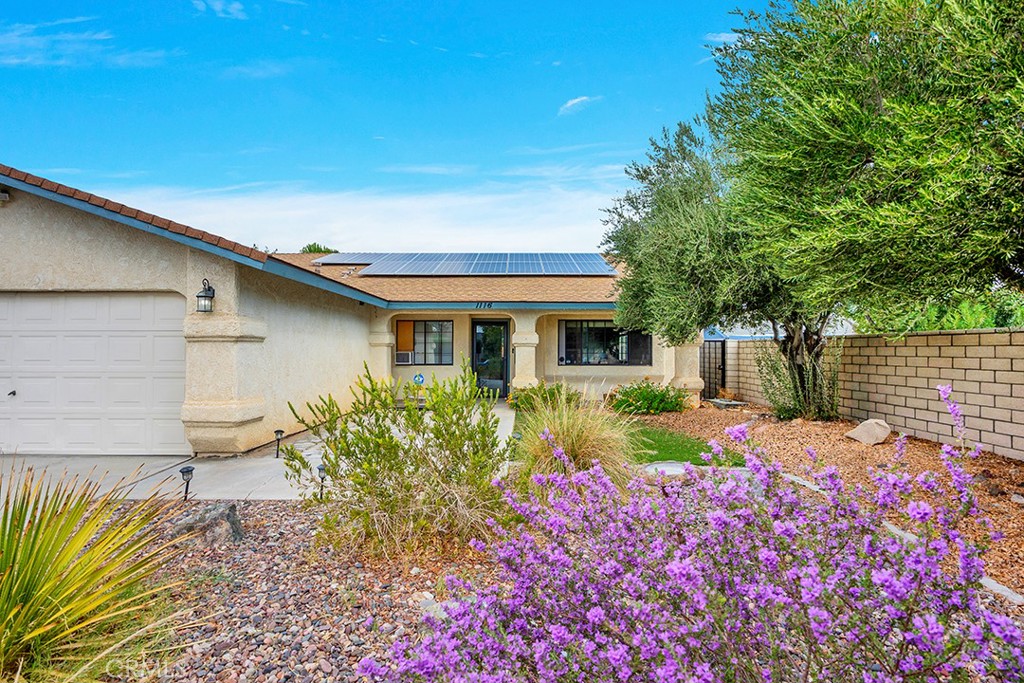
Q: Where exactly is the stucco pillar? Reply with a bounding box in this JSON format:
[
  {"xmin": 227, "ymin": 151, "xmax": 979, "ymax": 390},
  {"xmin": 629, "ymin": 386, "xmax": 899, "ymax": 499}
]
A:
[
  {"xmin": 368, "ymin": 311, "xmax": 395, "ymax": 379},
  {"xmin": 510, "ymin": 312, "xmax": 540, "ymax": 389},
  {"xmin": 663, "ymin": 333, "xmax": 704, "ymax": 409},
  {"xmin": 180, "ymin": 251, "xmax": 267, "ymax": 456}
]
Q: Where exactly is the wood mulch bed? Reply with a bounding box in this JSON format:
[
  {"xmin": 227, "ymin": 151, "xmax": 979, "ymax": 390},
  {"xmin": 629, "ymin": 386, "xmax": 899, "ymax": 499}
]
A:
[{"xmin": 641, "ymin": 403, "xmax": 1024, "ymax": 596}]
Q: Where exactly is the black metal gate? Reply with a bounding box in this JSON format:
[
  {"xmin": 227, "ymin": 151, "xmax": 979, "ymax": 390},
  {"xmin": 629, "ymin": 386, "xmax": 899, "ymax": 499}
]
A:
[{"xmin": 699, "ymin": 340, "xmax": 726, "ymax": 400}]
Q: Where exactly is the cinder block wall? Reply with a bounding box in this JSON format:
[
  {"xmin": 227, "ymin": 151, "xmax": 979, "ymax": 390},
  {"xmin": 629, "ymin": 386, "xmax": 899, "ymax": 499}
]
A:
[{"xmin": 727, "ymin": 329, "xmax": 1024, "ymax": 461}]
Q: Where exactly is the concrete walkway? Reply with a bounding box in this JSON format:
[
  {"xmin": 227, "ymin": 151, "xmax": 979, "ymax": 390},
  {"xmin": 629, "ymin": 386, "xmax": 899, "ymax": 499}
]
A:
[{"xmin": 0, "ymin": 402, "xmax": 517, "ymax": 501}]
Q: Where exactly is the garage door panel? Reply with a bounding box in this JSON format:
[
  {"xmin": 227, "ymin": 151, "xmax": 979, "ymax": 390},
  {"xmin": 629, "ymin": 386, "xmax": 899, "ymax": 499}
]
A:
[
  {"xmin": 64, "ymin": 419, "xmax": 103, "ymax": 449},
  {"xmin": 15, "ymin": 336, "xmax": 57, "ymax": 365},
  {"xmin": 16, "ymin": 377, "xmax": 58, "ymax": 407},
  {"xmin": 15, "ymin": 418, "xmax": 59, "ymax": 450},
  {"xmin": 64, "ymin": 376, "xmax": 105, "ymax": 406},
  {"xmin": 65, "ymin": 296, "xmax": 102, "ymax": 323},
  {"xmin": 109, "ymin": 335, "xmax": 147, "ymax": 366},
  {"xmin": 1, "ymin": 293, "xmax": 189, "ymax": 455},
  {"xmin": 153, "ymin": 336, "xmax": 186, "ymax": 365},
  {"xmin": 64, "ymin": 336, "xmax": 104, "ymax": 365},
  {"xmin": 153, "ymin": 376, "xmax": 185, "ymax": 406},
  {"xmin": 16, "ymin": 297, "xmax": 59, "ymax": 325},
  {"xmin": 110, "ymin": 297, "xmax": 146, "ymax": 325},
  {"xmin": 108, "ymin": 419, "xmax": 149, "ymax": 449},
  {"xmin": 108, "ymin": 376, "xmax": 150, "ymax": 407}
]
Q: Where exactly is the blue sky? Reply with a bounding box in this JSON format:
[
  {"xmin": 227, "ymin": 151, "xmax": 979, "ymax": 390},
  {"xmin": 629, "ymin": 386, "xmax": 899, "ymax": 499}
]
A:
[{"xmin": 1, "ymin": 1, "xmax": 763, "ymax": 252}]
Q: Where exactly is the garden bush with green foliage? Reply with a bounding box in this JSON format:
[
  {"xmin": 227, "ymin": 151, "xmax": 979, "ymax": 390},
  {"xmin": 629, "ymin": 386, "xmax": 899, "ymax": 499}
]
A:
[
  {"xmin": 607, "ymin": 379, "xmax": 690, "ymax": 415},
  {"xmin": 756, "ymin": 339, "xmax": 841, "ymax": 421},
  {"xmin": 506, "ymin": 380, "xmax": 582, "ymax": 413},
  {"xmin": 511, "ymin": 386, "xmax": 641, "ymax": 493},
  {"xmin": 0, "ymin": 468, "xmax": 182, "ymax": 679},
  {"xmin": 284, "ymin": 361, "xmax": 509, "ymax": 554}
]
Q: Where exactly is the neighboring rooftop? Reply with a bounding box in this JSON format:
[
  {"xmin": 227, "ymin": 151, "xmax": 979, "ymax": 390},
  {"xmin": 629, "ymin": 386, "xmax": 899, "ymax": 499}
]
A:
[{"xmin": 313, "ymin": 252, "xmax": 617, "ymax": 276}]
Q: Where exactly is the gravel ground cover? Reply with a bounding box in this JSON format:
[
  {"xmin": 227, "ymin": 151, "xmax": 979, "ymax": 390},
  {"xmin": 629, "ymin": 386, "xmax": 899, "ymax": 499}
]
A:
[
  {"xmin": 134, "ymin": 501, "xmax": 494, "ymax": 683},
  {"xmin": 643, "ymin": 402, "xmax": 1024, "ymax": 595}
]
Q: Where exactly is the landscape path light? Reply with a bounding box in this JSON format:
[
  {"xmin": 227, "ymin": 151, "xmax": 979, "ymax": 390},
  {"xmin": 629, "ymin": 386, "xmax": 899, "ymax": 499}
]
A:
[
  {"xmin": 179, "ymin": 465, "xmax": 195, "ymax": 502},
  {"xmin": 317, "ymin": 463, "xmax": 327, "ymax": 501},
  {"xmin": 275, "ymin": 429, "xmax": 285, "ymax": 458}
]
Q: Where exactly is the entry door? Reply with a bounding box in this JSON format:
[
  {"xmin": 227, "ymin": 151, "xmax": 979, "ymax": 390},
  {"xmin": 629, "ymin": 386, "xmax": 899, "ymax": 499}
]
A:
[{"xmin": 472, "ymin": 321, "xmax": 509, "ymax": 398}]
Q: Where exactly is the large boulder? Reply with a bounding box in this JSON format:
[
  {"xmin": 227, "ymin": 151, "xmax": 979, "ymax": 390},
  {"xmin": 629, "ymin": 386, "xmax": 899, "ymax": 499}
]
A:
[
  {"xmin": 172, "ymin": 502, "xmax": 244, "ymax": 545},
  {"xmin": 844, "ymin": 419, "xmax": 892, "ymax": 446}
]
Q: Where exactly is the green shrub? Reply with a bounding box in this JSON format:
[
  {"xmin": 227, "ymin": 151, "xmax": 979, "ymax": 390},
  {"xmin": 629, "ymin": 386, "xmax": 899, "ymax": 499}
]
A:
[
  {"xmin": 512, "ymin": 388, "xmax": 642, "ymax": 493},
  {"xmin": 756, "ymin": 339, "xmax": 841, "ymax": 421},
  {"xmin": 607, "ymin": 379, "xmax": 690, "ymax": 415},
  {"xmin": 0, "ymin": 468, "xmax": 182, "ymax": 678},
  {"xmin": 284, "ymin": 360, "xmax": 509, "ymax": 555},
  {"xmin": 506, "ymin": 380, "xmax": 582, "ymax": 413}
]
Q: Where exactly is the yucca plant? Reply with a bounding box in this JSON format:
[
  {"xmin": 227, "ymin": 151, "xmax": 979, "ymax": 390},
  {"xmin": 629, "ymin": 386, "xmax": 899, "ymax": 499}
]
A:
[{"xmin": 0, "ymin": 467, "xmax": 183, "ymax": 677}]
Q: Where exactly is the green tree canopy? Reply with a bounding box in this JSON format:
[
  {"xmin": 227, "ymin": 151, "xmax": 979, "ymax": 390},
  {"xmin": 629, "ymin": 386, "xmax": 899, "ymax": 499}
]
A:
[
  {"xmin": 300, "ymin": 242, "xmax": 337, "ymax": 254},
  {"xmin": 709, "ymin": 0, "xmax": 1024, "ymax": 327}
]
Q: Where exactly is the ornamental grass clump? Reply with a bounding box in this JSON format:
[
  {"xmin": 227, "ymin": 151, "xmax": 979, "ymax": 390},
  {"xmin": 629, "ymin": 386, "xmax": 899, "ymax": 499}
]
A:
[
  {"xmin": 0, "ymin": 468, "xmax": 183, "ymax": 678},
  {"xmin": 361, "ymin": 386, "xmax": 1023, "ymax": 682},
  {"xmin": 511, "ymin": 387, "xmax": 642, "ymax": 493}
]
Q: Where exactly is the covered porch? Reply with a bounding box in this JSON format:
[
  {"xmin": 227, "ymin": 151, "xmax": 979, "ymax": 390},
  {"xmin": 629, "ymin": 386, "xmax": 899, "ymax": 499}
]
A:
[{"xmin": 367, "ymin": 308, "xmax": 702, "ymax": 402}]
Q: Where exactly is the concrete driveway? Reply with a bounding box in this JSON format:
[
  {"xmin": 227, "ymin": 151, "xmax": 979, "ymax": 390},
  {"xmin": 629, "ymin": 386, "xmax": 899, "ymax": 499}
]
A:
[
  {"xmin": 0, "ymin": 403, "xmax": 516, "ymax": 501},
  {"xmin": 0, "ymin": 441, "xmax": 313, "ymax": 501}
]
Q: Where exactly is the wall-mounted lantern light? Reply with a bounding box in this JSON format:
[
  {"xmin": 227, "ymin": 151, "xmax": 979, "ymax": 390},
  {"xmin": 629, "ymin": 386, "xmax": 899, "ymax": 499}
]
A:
[
  {"xmin": 179, "ymin": 465, "xmax": 195, "ymax": 502},
  {"xmin": 317, "ymin": 463, "xmax": 327, "ymax": 501},
  {"xmin": 274, "ymin": 429, "xmax": 285, "ymax": 458},
  {"xmin": 195, "ymin": 278, "xmax": 215, "ymax": 313}
]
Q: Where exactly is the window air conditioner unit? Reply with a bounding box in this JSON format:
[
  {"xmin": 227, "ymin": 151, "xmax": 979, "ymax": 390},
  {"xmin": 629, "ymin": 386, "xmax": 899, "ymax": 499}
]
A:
[{"xmin": 395, "ymin": 351, "xmax": 413, "ymax": 365}]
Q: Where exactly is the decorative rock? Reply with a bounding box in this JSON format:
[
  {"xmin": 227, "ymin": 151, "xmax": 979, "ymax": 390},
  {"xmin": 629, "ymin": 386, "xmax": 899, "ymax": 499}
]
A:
[
  {"xmin": 1011, "ymin": 494, "xmax": 1024, "ymax": 505},
  {"xmin": 173, "ymin": 502, "xmax": 245, "ymax": 545},
  {"xmin": 844, "ymin": 419, "xmax": 891, "ymax": 446}
]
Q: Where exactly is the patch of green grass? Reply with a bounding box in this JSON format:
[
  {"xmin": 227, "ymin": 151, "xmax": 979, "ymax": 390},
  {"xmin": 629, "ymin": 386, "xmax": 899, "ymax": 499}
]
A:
[{"xmin": 637, "ymin": 426, "xmax": 744, "ymax": 466}]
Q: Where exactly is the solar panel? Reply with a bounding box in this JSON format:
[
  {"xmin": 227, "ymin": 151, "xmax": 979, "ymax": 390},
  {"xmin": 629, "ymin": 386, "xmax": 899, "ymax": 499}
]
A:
[
  {"xmin": 313, "ymin": 252, "xmax": 387, "ymax": 265},
  {"xmin": 356, "ymin": 253, "xmax": 615, "ymax": 276}
]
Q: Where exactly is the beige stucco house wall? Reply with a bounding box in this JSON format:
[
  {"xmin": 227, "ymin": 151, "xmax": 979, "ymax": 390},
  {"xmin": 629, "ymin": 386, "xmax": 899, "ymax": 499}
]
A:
[{"xmin": 1, "ymin": 185, "xmax": 373, "ymax": 456}]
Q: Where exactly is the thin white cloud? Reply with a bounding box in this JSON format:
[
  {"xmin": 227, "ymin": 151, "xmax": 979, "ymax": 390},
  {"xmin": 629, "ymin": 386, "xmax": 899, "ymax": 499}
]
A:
[
  {"xmin": 221, "ymin": 59, "xmax": 293, "ymax": 78},
  {"xmin": 192, "ymin": 0, "xmax": 248, "ymax": 20},
  {"xmin": 558, "ymin": 95, "xmax": 603, "ymax": 116},
  {"xmin": 0, "ymin": 18, "xmax": 175, "ymax": 68},
  {"xmin": 508, "ymin": 142, "xmax": 609, "ymax": 156},
  {"xmin": 378, "ymin": 164, "xmax": 476, "ymax": 176},
  {"xmin": 499, "ymin": 163, "xmax": 623, "ymax": 183},
  {"xmin": 96, "ymin": 182, "xmax": 624, "ymax": 252},
  {"xmin": 704, "ymin": 31, "xmax": 739, "ymax": 43}
]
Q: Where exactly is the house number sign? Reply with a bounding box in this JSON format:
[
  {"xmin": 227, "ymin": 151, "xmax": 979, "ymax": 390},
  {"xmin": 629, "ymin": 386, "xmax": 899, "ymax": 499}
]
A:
[{"xmin": 474, "ymin": 302, "xmax": 494, "ymax": 309}]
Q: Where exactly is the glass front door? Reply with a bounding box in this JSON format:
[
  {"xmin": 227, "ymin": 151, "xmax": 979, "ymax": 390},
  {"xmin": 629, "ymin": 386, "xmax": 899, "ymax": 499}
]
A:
[{"xmin": 472, "ymin": 321, "xmax": 509, "ymax": 397}]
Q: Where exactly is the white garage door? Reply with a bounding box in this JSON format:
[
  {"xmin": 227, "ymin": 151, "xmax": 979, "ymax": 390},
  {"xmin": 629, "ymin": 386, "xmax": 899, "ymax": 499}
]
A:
[{"xmin": 0, "ymin": 292, "xmax": 191, "ymax": 455}]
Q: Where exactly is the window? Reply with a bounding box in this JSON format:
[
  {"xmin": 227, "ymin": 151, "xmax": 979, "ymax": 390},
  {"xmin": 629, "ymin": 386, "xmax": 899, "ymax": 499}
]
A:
[
  {"xmin": 558, "ymin": 320, "xmax": 652, "ymax": 366},
  {"xmin": 395, "ymin": 320, "xmax": 454, "ymax": 365}
]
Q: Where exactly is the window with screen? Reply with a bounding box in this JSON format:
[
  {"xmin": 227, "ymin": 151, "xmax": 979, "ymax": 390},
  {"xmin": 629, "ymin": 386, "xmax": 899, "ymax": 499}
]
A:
[
  {"xmin": 395, "ymin": 320, "xmax": 454, "ymax": 365},
  {"xmin": 557, "ymin": 320, "xmax": 652, "ymax": 366}
]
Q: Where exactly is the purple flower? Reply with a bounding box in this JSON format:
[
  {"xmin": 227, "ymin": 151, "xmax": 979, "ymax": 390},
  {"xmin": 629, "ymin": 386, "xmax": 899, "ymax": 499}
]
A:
[
  {"xmin": 907, "ymin": 501, "xmax": 933, "ymax": 523},
  {"xmin": 724, "ymin": 423, "xmax": 749, "ymax": 443}
]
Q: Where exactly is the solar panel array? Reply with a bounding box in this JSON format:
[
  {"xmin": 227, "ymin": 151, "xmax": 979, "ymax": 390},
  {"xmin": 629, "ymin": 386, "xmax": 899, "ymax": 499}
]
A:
[
  {"xmin": 313, "ymin": 252, "xmax": 616, "ymax": 276},
  {"xmin": 313, "ymin": 252, "xmax": 386, "ymax": 265}
]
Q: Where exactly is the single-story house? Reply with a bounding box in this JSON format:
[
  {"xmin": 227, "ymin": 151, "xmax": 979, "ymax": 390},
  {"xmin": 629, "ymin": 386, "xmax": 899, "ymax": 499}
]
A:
[{"xmin": 0, "ymin": 164, "xmax": 703, "ymax": 457}]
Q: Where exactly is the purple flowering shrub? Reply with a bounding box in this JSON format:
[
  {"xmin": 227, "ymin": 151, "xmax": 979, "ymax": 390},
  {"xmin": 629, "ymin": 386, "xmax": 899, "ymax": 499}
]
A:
[{"xmin": 360, "ymin": 387, "xmax": 1023, "ymax": 682}]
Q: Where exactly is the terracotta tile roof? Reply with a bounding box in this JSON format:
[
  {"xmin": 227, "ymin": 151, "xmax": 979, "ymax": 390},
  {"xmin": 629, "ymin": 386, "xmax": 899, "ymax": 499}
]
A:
[
  {"xmin": 273, "ymin": 253, "xmax": 620, "ymax": 304},
  {"xmin": 0, "ymin": 163, "xmax": 269, "ymax": 263}
]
